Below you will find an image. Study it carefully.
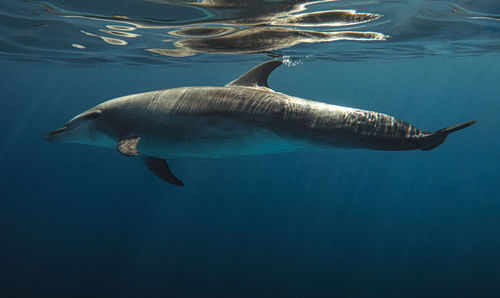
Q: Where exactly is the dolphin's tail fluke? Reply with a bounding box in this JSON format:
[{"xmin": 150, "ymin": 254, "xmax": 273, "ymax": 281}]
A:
[{"xmin": 420, "ymin": 120, "xmax": 477, "ymax": 151}]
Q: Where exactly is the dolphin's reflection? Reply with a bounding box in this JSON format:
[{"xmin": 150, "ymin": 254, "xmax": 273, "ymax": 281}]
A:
[
  {"xmin": 145, "ymin": 4, "xmax": 385, "ymax": 56},
  {"xmin": 147, "ymin": 27, "xmax": 386, "ymax": 56}
]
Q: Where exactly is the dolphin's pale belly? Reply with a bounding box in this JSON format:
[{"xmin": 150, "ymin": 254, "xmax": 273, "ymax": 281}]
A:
[{"xmin": 135, "ymin": 115, "xmax": 313, "ymax": 159}]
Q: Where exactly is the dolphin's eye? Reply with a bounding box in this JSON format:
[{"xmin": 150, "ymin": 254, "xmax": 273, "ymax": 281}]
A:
[{"xmin": 83, "ymin": 110, "xmax": 102, "ymax": 120}]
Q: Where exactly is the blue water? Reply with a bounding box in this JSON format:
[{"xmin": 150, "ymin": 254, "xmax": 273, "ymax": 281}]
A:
[{"xmin": 2, "ymin": 1, "xmax": 500, "ymax": 297}]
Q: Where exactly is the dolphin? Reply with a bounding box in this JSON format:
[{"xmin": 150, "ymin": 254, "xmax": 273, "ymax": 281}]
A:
[{"xmin": 46, "ymin": 61, "xmax": 476, "ymax": 186}]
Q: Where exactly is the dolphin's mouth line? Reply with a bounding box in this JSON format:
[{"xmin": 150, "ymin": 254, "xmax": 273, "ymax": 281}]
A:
[{"xmin": 46, "ymin": 126, "xmax": 68, "ymax": 141}]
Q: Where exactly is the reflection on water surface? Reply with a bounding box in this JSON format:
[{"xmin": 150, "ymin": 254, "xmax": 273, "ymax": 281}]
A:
[{"xmin": 2, "ymin": 0, "xmax": 500, "ymax": 64}]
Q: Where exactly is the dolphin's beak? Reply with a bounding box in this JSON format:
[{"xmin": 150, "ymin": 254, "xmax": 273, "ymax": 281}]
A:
[{"xmin": 46, "ymin": 126, "xmax": 68, "ymax": 142}]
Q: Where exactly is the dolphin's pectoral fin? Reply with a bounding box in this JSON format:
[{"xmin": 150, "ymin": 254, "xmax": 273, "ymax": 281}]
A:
[
  {"xmin": 117, "ymin": 136, "xmax": 141, "ymax": 156},
  {"xmin": 226, "ymin": 60, "xmax": 283, "ymax": 89},
  {"xmin": 143, "ymin": 157, "xmax": 184, "ymax": 186}
]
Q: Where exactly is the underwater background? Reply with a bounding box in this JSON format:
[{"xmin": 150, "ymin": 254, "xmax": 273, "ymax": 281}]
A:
[{"xmin": 1, "ymin": 1, "xmax": 500, "ymax": 297}]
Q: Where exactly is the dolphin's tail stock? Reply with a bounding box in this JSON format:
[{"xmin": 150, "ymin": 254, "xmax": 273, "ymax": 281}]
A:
[{"xmin": 420, "ymin": 120, "xmax": 477, "ymax": 151}]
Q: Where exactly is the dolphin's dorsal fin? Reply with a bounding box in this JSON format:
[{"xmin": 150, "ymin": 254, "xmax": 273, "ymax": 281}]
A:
[
  {"xmin": 143, "ymin": 157, "xmax": 184, "ymax": 186},
  {"xmin": 117, "ymin": 136, "xmax": 141, "ymax": 156},
  {"xmin": 226, "ymin": 60, "xmax": 283, "ymax": 88}
]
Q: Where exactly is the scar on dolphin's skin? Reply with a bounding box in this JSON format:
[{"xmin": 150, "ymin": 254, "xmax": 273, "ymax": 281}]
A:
[{"xmin": 47, "ymin": 61, "xmax": 476, "ymax": 186}]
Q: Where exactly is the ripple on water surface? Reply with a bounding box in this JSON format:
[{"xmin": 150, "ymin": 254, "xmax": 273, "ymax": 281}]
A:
[{"xmin": 1, "ymin": 0, "xmax": 500, "ymax": 64}]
